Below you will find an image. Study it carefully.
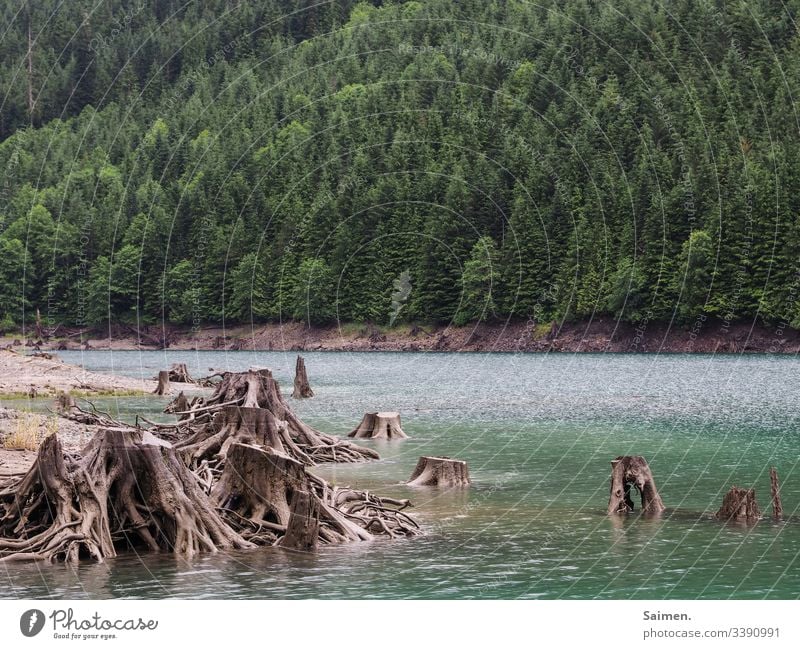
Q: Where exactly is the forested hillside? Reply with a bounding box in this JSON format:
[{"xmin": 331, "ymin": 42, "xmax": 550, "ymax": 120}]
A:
[{"xmin": 1, "ymin": 0, "xmax": 799, "ymax": 333}]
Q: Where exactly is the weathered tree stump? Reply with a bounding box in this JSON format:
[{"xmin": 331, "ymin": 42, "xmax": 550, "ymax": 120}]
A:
[
  {"xmin": 168, "ymin": 363, "xmax": 195, "ymax": 383},
  {"xmin": 770, "ymin": 467, "xmax": 783, "ymax": 521},
  {"xmin": 164, "ymin": 391, "xmax": 190, "ymax": 418},
  {"xmin": 607, "ymin": 456, "xmax": 665, "ymax": 514},
  {"xmin": 220, "ymin": 443, "xmax": 419, "ymax": 544},
  {"xmin": 291, "ymin": 355, "xmax": 314, "ymax": 398},
  {"xmin": 171, "ymin": 370, "xmax": 378, "ymax": 464},
  {"xmin": 279, "ymin": 490, "xmax": 320, "ymax": 552},
  {"xmin": 154, "ymin": 370, "xmax": 170, "ymax": 395},
  {"xmin": 716, "ymin": 486, "xmax": 761, "ymax": 522},
  {"xmin": 407, "ymin": 456, "xmax": 470, "ymax": 487},
  {"xmin": 348, "ymin": 411, "xmax": 408, "ymax": 440},
  {"xmin": 0, "ymin": 429, "xmax": 253, "ymax": 563}
]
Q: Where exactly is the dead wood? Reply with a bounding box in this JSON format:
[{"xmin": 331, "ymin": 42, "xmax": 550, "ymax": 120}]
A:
[
  {"xmin": 0, "ymin": 429, "xmax": 253, "ymax": 563},
  {"xmin": 171, "ymin": 370, "xmax": 378, "ymax": 464},
  {"xmin": 213, "ymin": 443, "xmax": 419, "ymax": 546},
  {"xmin": 607, "ymin": 456, "xmax": 665, "ymax": 515},
  {"xmin": 154, "ymin": 370, "xmax": 170, "ymax": 395},
  {"xmin": 407, "ymin": 456, "xmax": 470, "ymax": 487},
  {"xmin": 349, "ymin": 411, "xmax": 408, "ymax": 440},
  {"xmin": 770, "ymin": 467, "xmax": 783, "ymax": 521},
  {"xmin": 717, "ymin": 486, "xmax": 761, "ymax": 522},
  {"xmin": 291, "ymin": 355, "xmax": 314, "ymax": 398},
  {"xmin": 167, "ymin": 363, "xmax": 195, "ymax": 383}
]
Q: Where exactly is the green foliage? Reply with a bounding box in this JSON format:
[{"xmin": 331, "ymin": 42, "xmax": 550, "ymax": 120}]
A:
[
  {"xmin": 0, "ymin": 0, "xmax": 797, "ymax": 329},
  {"xmin": 288, "ymin": 258, "xmax": 336, "ymax": 325},
  {"xmin": 454, "ymin": 237, "xmax": 500, "ymax": 326}
]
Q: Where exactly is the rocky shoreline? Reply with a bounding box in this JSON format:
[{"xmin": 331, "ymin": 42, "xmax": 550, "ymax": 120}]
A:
[{"xmin": 5, "ymin": 317, "xmax": 800, "ymax": 354}]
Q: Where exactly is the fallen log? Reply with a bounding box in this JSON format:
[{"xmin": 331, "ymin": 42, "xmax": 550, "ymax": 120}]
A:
[
  {"xmin": 607, "ymin": 456, "xmax": 665, "ymax": 515},
  {"xmin": 717, "ymin": 486, "xmax": 761, "ymax": 522},
  {"xmin": 348, "ymin": 411, "xmax": 408, "ymax": 440},
  {"xmin": 291, "ymin": 355, "xmax": 314, "ymax": 398},
  {"xmin": 154, "ymin": 370, "xmax": 170, "ymax": 395},
  {"xmin": 407, "ymin": 456, "xmax": 470, "ymax": 487}
]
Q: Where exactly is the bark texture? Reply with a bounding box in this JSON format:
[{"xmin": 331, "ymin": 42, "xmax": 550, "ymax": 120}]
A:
[
  {"xmin": 0, "ymin": 429, "xmax": 252, "ymax": 563},
  {"xmin": 170, "ymin": 370, "xmax": 378, "ymax": 464},
  {"xmin": 770, "ymin": 467, "xmax": 783, "ymax": 521},
  {"xmin": 607, "ymin": 456, "xmax": 665, "ymax": 515},
  {"xmin": 717, "ymin": 486, "xmax": 761, "ymax": 522},
  {"xmin": 291, "ymin": 356, "xmax": 314, "ymax": 398},
  {"xmin": 348, "ymin": 412, "xmax": 408, "ymax": 440},
  {"xmin": 154, "ymin": 370, "xmax": 171, "ymax": 395},
  {"xmin": 407, "ymin": 456, "xmax": 470, "ymax": 487}
]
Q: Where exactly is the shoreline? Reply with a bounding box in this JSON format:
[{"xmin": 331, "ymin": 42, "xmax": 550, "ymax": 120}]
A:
[{"xmin": 5, "ymin": 317, "xmax": 799, "ymax": 354}]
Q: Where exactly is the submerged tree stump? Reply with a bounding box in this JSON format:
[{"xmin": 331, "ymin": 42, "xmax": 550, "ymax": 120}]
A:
[
  {"xmin": 348, "ymin": 411, "xmax": 408, "ymax": 440},
  {"xmin": 607, "ymin": 456, "xmax": 665, "ymax": 515},
  {"xmin": 291, "ymin": 356, "xmax": 314, "ymax": 399},
  {"xmin": 0, "ymin": 429, "xmax": 252, "ymax": 563},
  {"xmin": 717, "ymin": 486, "xmax": 761, "ymax": 522},
  {"xmin": 770, "ymin": 467, "xmax": 783, "ymax": 521},
  {"xmin": 154, "ymin": 370, "xmax": 170, "ymax": 395},
  {"xmin": 407, "ymin": 456, "xmax": 470, "ymax": 487},
  {"xmin": 279, "ymin": 490, "xmax": 320, "ymax": 552}
]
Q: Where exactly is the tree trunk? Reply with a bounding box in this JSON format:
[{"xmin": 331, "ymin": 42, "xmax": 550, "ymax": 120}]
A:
[
  {"xmin": 607, "ymin": 456, "xmax": 665, "ymax": 515},
  {"xmin": 154, "ymin": 370, "xmax": 170, "ymax": 395},
  {"xmin": 348, "ymin": 411, "xmax": 408, "ymax": 440},
  {"xmin": 407, "ymin": 456, "xmax": 470, "ymax": 487},
  {"xmin": 0, "ymin": 429, "xmax": 253, "ymax": 563},
  {"xmin": 279, "ymin": 490, "xmax": 320, "ymax": 552},
  {"xmin": 291, "ymin": 355, "xmax": 314, "ymax": 398},
  {"xmin": 770, "ymin": 467, "xmax": 783, "ymax": 521},
  {"xmin": 717, "ymin": 486, "xmax": 761, "ymax": 522}
]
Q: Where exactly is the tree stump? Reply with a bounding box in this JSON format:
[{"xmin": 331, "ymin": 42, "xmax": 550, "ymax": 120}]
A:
[
  {"xmin": 770, "ymin": 467, "xmax": 783, "ymax": 521},
  {"xmin": 407, "ymin": 456, "xmax": 470, "ymax": 487},
  {"xmin": 168, "ymin": 363, "xmax": 194, "ymax": 383},
  {"xmin": 278, "ymin": 490, "xmax": 320, "ymax": 552},
  {"xmin": 291, "ymin": 355, "xmax": 314, "ymax": 398},
  {"xmin": 348, "ymin": 412, "xmax": 408, "ymax": 440},
  {"xmin": 0, "ymin": 429, "xmax": 253, "ymax": 563},
  {"xmin": 607, "ymin": 456, "xmax": 665, "ymax": 514},
  {"xmin": 716, "ymin": 486, "xmax": 761, "ymax": 522},
  {"xmin": 154, "ymin": 370, "xmax": 170, "ymax": 395},
  {"xmin": 172, "ymin": 370, "xmax": 379, "ymax": 464}
]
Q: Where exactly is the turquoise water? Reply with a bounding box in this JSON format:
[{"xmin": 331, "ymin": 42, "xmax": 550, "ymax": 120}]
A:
[{"xmin": 2, "ymin": 351, "xmax": 799, "ymax": 599}]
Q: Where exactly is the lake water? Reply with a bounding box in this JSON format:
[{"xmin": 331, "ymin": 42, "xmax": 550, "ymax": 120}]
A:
[{"xmin": 2, "ymin": 350, "xmax": 799, "ymax": 599}]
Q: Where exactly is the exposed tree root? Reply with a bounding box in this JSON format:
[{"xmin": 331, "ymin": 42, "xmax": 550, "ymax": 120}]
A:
[
  {"xmin": 168, "ymin": 370, "xmax": 378, "ymax": 464},
  {"xmin": 0, "ymin": 429, "xmax": 253, "ymax": 563}
]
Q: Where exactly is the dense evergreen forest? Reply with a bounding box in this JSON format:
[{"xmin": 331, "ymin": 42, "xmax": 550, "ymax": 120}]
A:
[{"xmin": 1, "ymin": 0, "xmax": 799, "ymax": 333}]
